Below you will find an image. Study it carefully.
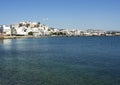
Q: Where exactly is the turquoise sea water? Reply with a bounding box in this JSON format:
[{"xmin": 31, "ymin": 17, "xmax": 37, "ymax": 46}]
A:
[{"xmin": 0, "ymin": 36, "xmax": 120, "ymax": 85}]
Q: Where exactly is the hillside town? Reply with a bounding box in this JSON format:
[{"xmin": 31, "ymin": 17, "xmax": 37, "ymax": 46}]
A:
[{"xmin": 0, "ymin": 21, "xmax": 120, "ymax": 39}]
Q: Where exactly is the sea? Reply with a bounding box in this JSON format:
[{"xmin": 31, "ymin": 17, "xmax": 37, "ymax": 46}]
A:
[{"xmin": 0, "ymin": 36, "xmax": 120, "ymax": 85}]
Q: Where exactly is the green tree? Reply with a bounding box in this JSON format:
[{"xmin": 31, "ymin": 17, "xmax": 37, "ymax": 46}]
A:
[{"xmin": 28, "ymin": 32, "xmax": 33, "ymax": 35}]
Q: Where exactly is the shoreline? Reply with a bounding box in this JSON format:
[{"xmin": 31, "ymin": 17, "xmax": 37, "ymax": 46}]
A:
[
  {"xmin": 0, "ymin": 35, "xmax": 120, "ymax": 39},
  {"xmin": 0, "ymin": 35, "xmax": 34, "ymax": 39}
]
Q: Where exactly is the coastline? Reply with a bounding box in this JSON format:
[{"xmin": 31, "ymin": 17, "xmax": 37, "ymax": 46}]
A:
[
  {"xmin": 0, "ymin": 35, "xmax": 120, "ymax": 39},
  {"xmin": 0, "ymin": 35, "xmax": 34, "ymax": 39}
]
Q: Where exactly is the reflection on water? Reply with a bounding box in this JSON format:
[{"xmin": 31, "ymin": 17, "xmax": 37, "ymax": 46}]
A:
[
  {"xmin": 0, "ymin": 37, "xmax": 120, "ymax": 85},
  {"xmin": 0, "ymin": 39, "xmax": 3, "ymax": 44},
  {"xmin": 0, "ymin": 39, "xmax": 29, "ymax": 51},
  {"xmin": 0, "ymin": 39, "xmax": 12, "ymax": 50}
]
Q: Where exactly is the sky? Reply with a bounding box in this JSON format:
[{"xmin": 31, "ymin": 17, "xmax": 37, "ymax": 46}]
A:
[{"xmin": 0, "ymin": 0, "xmax": 120, "ymax": 30}]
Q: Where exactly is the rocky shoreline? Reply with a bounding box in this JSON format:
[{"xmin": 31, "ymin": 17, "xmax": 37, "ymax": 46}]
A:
[
  {"xmin": 0, "ymin": 35, "xmax": 120, "ymax": 40},
  {"xmin": 0, "ymin": 35, "xmax": 34, "ymax": 39}
]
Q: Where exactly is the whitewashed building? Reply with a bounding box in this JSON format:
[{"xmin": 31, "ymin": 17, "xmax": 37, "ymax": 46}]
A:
[
  {"xmin": 15, "ymin": 27, "xmax": 28, "ymax": 36},
  {"xmin": 2, "ymin": 25, "xmax": 11, "ymax": 35}
]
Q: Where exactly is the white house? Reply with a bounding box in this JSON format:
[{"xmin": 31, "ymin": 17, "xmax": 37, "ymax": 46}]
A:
[
  {"xmin": 2, "ymin": 25, "xmax": 11, "ymax": 35},
  {"xmin": 15, "ymin": 26, "xmax": 28, "ymax": 36}
]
